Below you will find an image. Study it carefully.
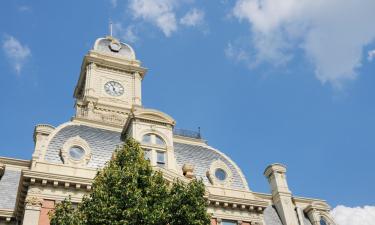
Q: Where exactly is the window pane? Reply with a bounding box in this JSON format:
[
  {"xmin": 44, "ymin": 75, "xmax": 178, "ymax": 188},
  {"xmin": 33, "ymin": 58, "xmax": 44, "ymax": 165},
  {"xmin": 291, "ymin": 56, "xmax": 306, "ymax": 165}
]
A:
[
  {"xmin": 142, "ymin": 134, "xmax": 152, "ymax": 144},
  {"xmin": 69, "ymin": 146, "xmax": 85, "ymax": 160},
  {"xmin": 215, "ymin": 168, "xmax": 227, "ymax": 181},
  {"xmin": 143, "ymin": 149, "xmax": 151, "ymax": 161},
  {"xmin": 155, "ymin": 135, "xmax": 166, "ymax": 146},
  {"xmin": 156, "ymin": 152, "xmax": 166, "ymax": 166},
  {"xmin": 222, "ymin": 220, "xmax": 237, "ymax": 225},
  {"xmin": 320, "ymin": 219, "xmax": 328, "ymax": 225}
]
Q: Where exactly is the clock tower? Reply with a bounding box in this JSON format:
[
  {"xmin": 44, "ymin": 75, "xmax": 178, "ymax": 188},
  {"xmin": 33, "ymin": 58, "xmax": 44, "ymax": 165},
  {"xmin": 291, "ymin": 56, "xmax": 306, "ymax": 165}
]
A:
[{"xmin": 73, "ymin": 36, "xmax": 147, "ymax": 129}]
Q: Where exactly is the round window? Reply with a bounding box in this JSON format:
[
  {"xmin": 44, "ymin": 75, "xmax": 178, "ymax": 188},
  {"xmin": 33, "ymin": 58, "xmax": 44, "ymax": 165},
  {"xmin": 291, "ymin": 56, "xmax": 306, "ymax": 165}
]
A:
[
  {"xmin": 215, "ymin": 168, "xmax": 227, "ymax": 181},
  {"xmin": 69, "ymin": 146, "xmax": 85, "ymax": 160}
]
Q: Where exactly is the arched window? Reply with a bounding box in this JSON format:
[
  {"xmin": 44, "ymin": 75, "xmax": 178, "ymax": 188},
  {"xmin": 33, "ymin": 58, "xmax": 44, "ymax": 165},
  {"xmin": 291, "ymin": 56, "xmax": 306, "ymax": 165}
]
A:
[
  {"xmin": 141, "ymin": 133, "xmax": 166, "ymax": 147},
  {"xmin": 320, "ymin": 218, "xmax": 328, "ymax": 225},
  {"xmin": 141, "ymin": 133, "xmax": 167, "ymax": 167}
]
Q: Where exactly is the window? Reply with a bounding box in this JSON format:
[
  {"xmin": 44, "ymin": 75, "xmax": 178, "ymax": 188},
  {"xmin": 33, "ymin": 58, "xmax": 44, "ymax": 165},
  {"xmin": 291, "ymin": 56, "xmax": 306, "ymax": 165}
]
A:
[
  {"xmin": 222, "ymin": 220, "xmax": 237, "ymax": 225},
  {"xmin": 208, "ymin": 160, "xmax": 233, "ymax": 186},
  {"xmin": 143, "ymin": 148, "xmax": 152, "ymax": 161},
  {"xmin": 141, "ymin": 133, "xmax": 167, "ymax": 167},
  {"xmin": 142, "ymin": 134, "xmax": 152, "ymax": 144},
  {"xmin": 69, "ymin": 146, "xmax": 85, "ymax": 160},
  {"xmin": 215, "ymin": 168, "xmax": 227, "ymax": 181},
  {"xmin": 60, "ymin": 136, "xmax": 91, "ymax": 166},
  {"xmin": 155, "ymin": 135, "xmax": 165, "ymax": 146},
  {"xmin": 157, "ymin": 151, "xmax": 166, "ymax": 167},
  {"xmin": 320, "ymin": 219, "xmax": 328, "ymax": 225},
  {"xmin": 142, "ymin": 133, "xmax": 166, "ymax": 147}
]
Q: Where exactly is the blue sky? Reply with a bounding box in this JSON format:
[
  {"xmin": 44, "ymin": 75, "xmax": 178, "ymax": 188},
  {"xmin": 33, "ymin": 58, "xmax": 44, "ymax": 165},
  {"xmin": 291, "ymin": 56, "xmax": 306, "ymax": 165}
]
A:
[{"xmin": 1, "ymin": 0, "xmax": 375, "ymax": 218}]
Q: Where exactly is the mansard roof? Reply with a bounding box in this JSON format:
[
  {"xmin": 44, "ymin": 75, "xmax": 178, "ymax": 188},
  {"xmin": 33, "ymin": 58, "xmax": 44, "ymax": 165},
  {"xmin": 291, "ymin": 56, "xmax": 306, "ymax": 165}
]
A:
[
  {"xmin": 43, "ymin": 122, "xmax": 249, "ymax": 191},
  {"xmin": 0, "ymin": 168, "xmax": 21, "ymax": 210}
]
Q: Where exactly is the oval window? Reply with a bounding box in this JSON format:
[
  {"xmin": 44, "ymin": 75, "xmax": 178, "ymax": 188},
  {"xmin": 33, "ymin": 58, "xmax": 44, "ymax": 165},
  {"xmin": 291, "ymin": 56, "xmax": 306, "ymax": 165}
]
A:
[
  {"xmin": 69, "ymin": 146, "xmax": 85, "ymax": 160},
  {"xmin": 215, "ymin": 168, "xmax": 227, "ymax": 181}
]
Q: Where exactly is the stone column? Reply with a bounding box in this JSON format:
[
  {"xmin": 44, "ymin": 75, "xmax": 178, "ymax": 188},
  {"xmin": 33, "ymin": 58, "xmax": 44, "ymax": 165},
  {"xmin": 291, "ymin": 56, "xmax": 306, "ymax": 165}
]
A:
[
  {"xmin": 22, "ymin": 196, "xmax": 42, "ymax": 225},
  {"xmin": 264, "ymin": 164, "xmax": 299, "ymax": 225}
]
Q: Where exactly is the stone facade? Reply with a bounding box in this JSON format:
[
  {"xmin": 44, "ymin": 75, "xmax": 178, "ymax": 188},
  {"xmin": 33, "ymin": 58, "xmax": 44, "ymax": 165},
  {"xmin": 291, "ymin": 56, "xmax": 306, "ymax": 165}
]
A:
[{"xmin": 0, "ymin": 36, "xmax": 337, "ymax": 225}]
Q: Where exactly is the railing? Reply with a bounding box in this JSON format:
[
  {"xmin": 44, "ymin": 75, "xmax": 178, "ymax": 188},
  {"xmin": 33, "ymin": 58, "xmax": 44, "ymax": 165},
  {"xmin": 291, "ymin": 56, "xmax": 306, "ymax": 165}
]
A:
[{"xmin": 173, "ymin": 128, "xmax": 202, "ymax": 139}]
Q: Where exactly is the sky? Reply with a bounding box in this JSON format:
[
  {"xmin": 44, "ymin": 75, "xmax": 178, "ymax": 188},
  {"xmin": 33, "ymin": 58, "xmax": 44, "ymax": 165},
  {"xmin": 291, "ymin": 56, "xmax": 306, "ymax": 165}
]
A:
[{"xmin": 1, "ymin": 1, "xmax": 375, "ymax": 224}]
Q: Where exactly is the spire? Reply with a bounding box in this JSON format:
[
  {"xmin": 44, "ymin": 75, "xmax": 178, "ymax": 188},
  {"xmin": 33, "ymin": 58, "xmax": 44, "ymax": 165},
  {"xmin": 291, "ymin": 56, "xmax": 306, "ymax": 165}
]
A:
[{"xmin": 109, "ymin": 20, "xmax": 113, "ymax": 37}]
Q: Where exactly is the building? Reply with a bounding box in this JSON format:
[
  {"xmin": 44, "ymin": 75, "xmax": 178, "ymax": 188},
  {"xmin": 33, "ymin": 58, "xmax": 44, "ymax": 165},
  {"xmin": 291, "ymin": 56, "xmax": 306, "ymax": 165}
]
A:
[{"xmin": 0, "ymin": 35, "xmax": 337, "ymax": 225}]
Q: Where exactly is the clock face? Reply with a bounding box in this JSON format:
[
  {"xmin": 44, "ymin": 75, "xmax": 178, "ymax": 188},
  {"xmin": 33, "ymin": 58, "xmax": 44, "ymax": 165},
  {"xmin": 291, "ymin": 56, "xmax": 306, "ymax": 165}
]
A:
[{"xmin": 104, "ymin": 81, "xmax": 124, "ymax": 96}]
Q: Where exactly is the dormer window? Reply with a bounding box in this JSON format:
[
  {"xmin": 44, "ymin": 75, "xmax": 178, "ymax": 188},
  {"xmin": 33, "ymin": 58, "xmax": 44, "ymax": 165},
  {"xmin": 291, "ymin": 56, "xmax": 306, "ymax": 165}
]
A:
[{"xmin": 141, "ymin": 133, "xmax": 167, "ymax": 167}]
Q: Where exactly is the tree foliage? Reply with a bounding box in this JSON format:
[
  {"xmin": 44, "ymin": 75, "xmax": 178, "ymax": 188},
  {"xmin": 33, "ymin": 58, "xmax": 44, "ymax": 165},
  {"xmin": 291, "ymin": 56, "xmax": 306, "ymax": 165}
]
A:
[{"xmin": 50, "ymin": 138, "xmax": 211, "ymax": 225}]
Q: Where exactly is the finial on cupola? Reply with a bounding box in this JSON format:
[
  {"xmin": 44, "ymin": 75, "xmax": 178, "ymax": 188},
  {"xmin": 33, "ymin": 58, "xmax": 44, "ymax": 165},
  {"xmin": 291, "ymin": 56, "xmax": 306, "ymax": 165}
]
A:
[{"xmin": 109, "ymin": 20, "xmax": 113, "ymax": 37}]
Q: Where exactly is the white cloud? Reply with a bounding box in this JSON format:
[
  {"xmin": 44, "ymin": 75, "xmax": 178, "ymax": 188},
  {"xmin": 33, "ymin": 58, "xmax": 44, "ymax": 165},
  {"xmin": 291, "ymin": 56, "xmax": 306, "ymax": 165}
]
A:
[
  {"xmin": 180, "ymin": 8, "xmax": 204, "ymax": 27},
  {"xmin": 368, "ymin": 50, "xmax": 375, "ymax": 62},
  {"xmin": 225, "ymin": 42, "xmax": 252, "ymax": 66},
  {"xmin": 128, "ymin": 0, "xmax": 177, "ymax": 37},
  {"xmin": 232, "ymin": 0, "xmax": 375, "ymax": 88},
  {"xmin": 2, "ymin": 35, "xmax": 31, "ymax": 74},
  {"xmin": 113, "ymin": 23, "xmax": 138, "ymax": 43},
  {"xmin": 331, "ymin": 205, "xmax": 375, "ymax": 225}
]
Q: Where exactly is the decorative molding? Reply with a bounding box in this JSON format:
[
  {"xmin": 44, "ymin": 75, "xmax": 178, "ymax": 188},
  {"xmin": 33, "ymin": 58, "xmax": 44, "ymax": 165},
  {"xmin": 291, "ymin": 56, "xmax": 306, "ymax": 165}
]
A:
[
  {"xmin": 305, "ymin": 202, "xmax": 336, "ymax": 225},
  {"xmin": 25, "ymin": 196, "xmax": 42, "ymax": 209},
  {"xmin": 320, "ymin": 211, "xmax": 337, "ymax": 225},
  {"xmin": 60, "ymin": 136, "xmax": 92, "ymax": 167},
  {"xmin": 75, "ymin": 101, "xmax": 129, "ymax": 126},
  {"xmin": 182, "ymin": 163, "xmax": 195, "ymax": 179},
  {"xmin": 206, "ymin": 146, "xmax": 250, "ymax": 191},
  {"xmin": 208, "ymin": 193, "xmax": 268, "ymax": 210},
  {"xmin": 207, "ymin": 159, "xmax": 233, "ymax": 187}
]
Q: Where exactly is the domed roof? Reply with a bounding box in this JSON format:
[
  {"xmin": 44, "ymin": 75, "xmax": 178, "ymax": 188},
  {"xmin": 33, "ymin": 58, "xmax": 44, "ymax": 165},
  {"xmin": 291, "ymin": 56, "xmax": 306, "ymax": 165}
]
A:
[
  {"xmin": 93, "ymin": 36, "xmax": 136, "ymax": 60},
  {"xmin": 43, "ymin": 123, "xmax": 250, "ymax": 191}
]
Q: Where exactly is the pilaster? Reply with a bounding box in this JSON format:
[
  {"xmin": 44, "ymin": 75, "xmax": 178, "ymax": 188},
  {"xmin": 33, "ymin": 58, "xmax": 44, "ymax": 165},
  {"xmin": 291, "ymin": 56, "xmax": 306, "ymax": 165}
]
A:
[{"xmin": 22, "ymin": 196, "xmax": 42, "ymax": 225}]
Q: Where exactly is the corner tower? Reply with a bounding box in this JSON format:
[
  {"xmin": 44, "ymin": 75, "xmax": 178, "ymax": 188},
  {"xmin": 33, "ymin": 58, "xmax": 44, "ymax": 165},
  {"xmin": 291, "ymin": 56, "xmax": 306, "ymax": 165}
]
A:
[{"xmin": 73, "ymin": 36, "xmax": 147, "ymax": 129}]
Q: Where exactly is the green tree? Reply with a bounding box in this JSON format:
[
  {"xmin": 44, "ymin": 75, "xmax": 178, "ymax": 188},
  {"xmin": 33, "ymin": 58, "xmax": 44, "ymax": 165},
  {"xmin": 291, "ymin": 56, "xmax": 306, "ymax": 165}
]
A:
[{"xmin": 50, "ymin": 138, "xmax": 211, "ymax": 225}]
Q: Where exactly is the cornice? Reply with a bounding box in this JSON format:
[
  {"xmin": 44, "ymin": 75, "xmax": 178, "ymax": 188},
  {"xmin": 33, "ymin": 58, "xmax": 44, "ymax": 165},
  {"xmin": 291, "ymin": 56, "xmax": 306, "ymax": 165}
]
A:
[
  {"xmin": 71, "ymin": 116, "xmax": 124, "ymax": 131},
  {"xmin": 207, "ymin": 193, "xmax": 269, "ymax": 211},
  {"xmin": 22, "ymin": 170, "xmax": 94, "ymax": 188},
  {"xmin": 293, "ymin": 196, "xmax": 328, "ymax": 205},
  {"xmin": 0, "ymin": 209, "xmax": 14, "ymax": 222},
  {"xmin": 0, "ymin": 157, "xmax": 30, "ymax": 168},
  {"xmin": 85, "ymin": 53, "xmax": 147, "ymax": 75}
]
